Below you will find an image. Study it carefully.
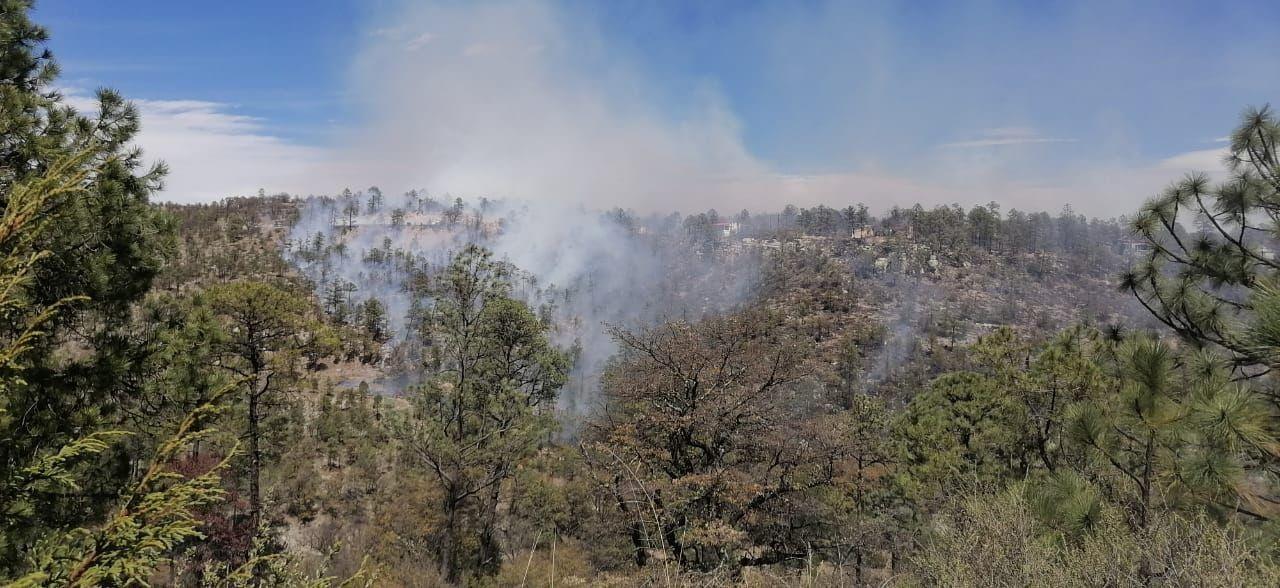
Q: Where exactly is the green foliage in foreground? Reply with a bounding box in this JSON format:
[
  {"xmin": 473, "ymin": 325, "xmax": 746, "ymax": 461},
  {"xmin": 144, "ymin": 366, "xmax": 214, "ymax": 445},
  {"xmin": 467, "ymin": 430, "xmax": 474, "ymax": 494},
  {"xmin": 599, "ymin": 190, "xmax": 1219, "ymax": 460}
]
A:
[
  {"xmin": 10, "ymin": 391, "xmax": 236, "ymax": 587},
  {"xmin": 914, "ymin": 483, "xmax": 1279, "ymax": 587},
  {"xmin": 896, "ymin": 326, "xmax": 1279, "ymax": 559},
  {"xmin": 0, "ymin": 151, "xmax": 226, "ymax": 585}
]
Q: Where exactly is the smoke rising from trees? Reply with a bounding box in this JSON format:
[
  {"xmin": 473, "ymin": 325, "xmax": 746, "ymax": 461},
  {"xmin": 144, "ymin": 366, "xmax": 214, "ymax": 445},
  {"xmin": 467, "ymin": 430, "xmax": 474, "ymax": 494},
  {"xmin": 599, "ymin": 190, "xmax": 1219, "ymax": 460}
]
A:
[{"xmin": 286, "ymin": 191, "xmax": 754, "ymax": 414}]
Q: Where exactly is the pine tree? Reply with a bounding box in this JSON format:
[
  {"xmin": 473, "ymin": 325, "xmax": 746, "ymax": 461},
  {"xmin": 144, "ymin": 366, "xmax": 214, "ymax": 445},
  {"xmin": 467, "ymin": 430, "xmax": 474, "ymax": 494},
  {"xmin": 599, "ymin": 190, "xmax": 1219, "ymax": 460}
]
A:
[
  {"xmin": 1058, "ymin": 338, "xmax": 1277, "ymax": 528},
  {"xmin": 1125, "ymin": 105, "xmax": 1280, "ymax": 374},
  {"xmin": 393, "ymin": 245, "xmax": 569, "ymax": 582},
  {"xmin": 840, "ymin": 393, "xmax": 895, "ymax": 583},
  {"xmin": 360, "ymin": 298, "xmax": 389, "ymax": 343},
  {"xmin": 1115, "ymin": 104, "xmax": 1280, "ymax": 540},
  {"xmin": 207, "ymin": 280, "xmax": 316, "ymax": 549},
  {"xmin": 0, "ymin": 153, "xmax": 244, "ymax": 585},
  {"xmin": 366, "ymin": 185, "xmax": 383, "ymax": 214},
  {"xmin": 342, "ymin": 200, "xmax": 359, "ymax": 232},
  {"xmin": 0, "ymin": 151, "xmax": 95, "ymax": 569},
  {"xmin": 894, "ymin": 370, "xmax": 1028, "ymax": 502},
  {"xmin": 0, "ymin": 1, "xmax": 175, "ymax": 556},
  {"xmin": 323, "ymin": 279, "xmax": 354, "ymax": 324}
]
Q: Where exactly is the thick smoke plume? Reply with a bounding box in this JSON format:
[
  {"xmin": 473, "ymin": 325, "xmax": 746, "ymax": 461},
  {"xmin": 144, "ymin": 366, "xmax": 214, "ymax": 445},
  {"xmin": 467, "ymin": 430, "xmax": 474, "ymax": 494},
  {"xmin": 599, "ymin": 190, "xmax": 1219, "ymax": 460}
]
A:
[
  {"xmin": 326, "ymin": 0, "xmax": 768, "ymax": 213},
  {"xmin": 286, "ymin": 191, "xmax": 754, "ymax": 416},
  {"xmin": 286, "ymin": 0, "xmax": 1229, "ymax": 218},
  {"xmin": 285, "ymin": 1, "xmax": 768, "ymax": 417}
]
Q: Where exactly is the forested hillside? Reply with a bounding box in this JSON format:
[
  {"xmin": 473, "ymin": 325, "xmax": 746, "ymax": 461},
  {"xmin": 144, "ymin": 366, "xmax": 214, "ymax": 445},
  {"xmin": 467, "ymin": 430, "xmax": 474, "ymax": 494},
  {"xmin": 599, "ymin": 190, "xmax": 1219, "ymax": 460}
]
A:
[{"xmin": 1, "ymin": 2, "xmax": 1278, "ymax": 586}]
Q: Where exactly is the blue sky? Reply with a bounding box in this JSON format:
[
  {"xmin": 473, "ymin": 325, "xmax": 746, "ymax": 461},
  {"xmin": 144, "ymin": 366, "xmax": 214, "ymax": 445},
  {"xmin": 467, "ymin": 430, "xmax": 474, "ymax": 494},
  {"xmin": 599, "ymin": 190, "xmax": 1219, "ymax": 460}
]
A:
[
  {"xmin": 38, "ymin": 1, "xmax": 366, "ymax": 142},
  {"xmin": 34, "ymin": 0, "xmax": 1280, "ymax": 214}
]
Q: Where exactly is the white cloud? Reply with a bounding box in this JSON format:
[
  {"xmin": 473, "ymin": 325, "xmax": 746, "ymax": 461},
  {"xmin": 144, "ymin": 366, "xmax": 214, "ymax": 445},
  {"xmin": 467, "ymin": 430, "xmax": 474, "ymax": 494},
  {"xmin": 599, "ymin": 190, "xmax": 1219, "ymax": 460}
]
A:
[
  {"xmin": 1155, "ymin": 147, "xmax": 1226, "ymax": 171},
  {"xmin": 404, "ymin": 32, "xmax": 435, "ymax": 51},
  {"xmin": 66, "ymin": 90, "xmax": 326, "ymax": 203},
  {"xmin": 135, "ymin": 100, "xmax": 325, "ymax": 203},
  {"xmin": 941, "ymin": 127, "xmax": 1076, "ymax": 149},
  {"xmin": 371, "ymin": 26, "xmax": 407, "ymax": 39}
]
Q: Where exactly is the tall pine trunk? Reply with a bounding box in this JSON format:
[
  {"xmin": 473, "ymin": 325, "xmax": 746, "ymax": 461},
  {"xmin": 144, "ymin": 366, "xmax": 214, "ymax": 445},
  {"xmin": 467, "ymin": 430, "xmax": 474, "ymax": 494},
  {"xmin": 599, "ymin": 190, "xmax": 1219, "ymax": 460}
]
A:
[
  {"xmin": 479, "ymin": 481, "xmax": 504, "ymax": 575},
  {"xmin": 246, "ymin": 368, "xmax": 272, "ymax": 581},
  {"xmin": 442, "ymin": 487, "xmax": 460, "ymax": 584},
  {"xmin": 248, "ymin": 387, "xmax": 262, "ymax": 534}
]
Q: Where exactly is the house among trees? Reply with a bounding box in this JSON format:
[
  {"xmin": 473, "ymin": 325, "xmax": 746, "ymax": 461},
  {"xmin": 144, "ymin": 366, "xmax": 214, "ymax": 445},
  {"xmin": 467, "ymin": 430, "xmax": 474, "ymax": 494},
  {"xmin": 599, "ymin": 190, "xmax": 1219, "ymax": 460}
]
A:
[
  {"xmin": 712, "ymin": 221, "xmax": 740, "ymax": 236},
  {"xmin": 1116, "ymin": 238, "xmax": 1153, "ymax": 256}
]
